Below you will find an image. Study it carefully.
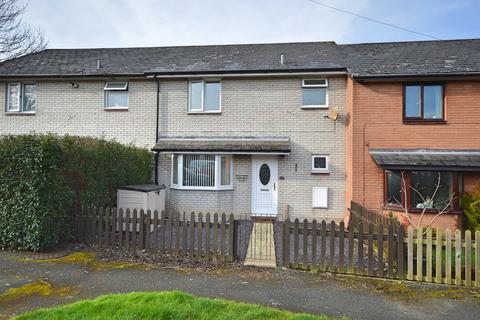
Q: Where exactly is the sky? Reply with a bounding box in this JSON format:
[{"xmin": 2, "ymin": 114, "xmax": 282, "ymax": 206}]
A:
[{"xmin": 20, "ymin": 0, "xmax": 480, "ymax": 48}]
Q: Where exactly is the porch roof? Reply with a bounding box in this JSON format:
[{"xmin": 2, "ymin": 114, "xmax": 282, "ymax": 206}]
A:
[
  {"xmin": 369, "ymin": 148, "xmax": 480, "ymax": 171},
  {"xmin": 153, "ymin": 136, "xmax": 290, "ymax": 155}
]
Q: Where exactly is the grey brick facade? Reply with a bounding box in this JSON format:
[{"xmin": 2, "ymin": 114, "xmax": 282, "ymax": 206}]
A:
[
  {"xmin": 157, "ymin": 77, "xmax": 346, "ymax": 221},
  {"xmin": 0, "ymin": 76, "xmax": 346, "ymax": 221}
]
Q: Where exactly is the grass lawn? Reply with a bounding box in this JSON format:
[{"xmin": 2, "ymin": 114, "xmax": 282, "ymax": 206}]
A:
[{"xmin": 14, "ymin": 291, "xmax": 338, "ymax": 320}]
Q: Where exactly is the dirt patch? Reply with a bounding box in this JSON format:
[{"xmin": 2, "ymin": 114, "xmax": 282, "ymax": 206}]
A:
[{"xmin": 0, "ymin": 279, "xmax": 76, "ymax": 306}]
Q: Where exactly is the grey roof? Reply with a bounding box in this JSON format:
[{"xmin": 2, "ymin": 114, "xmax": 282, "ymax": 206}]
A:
[
  {"xmin": 153, "ymin": 136, "xmax": 290, "ymax": 154},
  {"xmin": 370, "ymin": 148, "xmax": 480, "ymax": 171},
  {"xmin": 341, "ymin": 39, "xmax": 480, "ymax": 79},
  {"xmin": 0, "ymin": 39, "xmax": 479, "ymax": 78},
  {"xmin": 118, "ymin": 184, "xmax": 165, "ymax": 192}
]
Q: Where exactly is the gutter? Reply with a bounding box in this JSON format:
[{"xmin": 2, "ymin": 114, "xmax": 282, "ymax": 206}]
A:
[
  {"xmin": 146, "ymin": 68, "xmax": 348, "ymax": 78},
  {"xmin": 352, "ymin": 72, "xmax": 480, "ymax": 82},
  {"xmin": 154, "ymin": 78, "xmax": 160, "ymax": 185}
]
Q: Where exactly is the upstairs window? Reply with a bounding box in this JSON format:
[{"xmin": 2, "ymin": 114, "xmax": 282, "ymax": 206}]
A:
[
  {"xmin": 188, "ymin": 80, "xmax": 221, "ymax": 112},
  {"xmin": 311, "ymin": 155, "xmax": 330, "ymax": 173},
  {"xmin": 6, "ymin": 83, "xmax": 37, "ymax": 113},
  {"xmin": 302, "ymin": 79, "xmax": 328, "ymax": 108},
  {"xmin": 404, "ymin": 84, "xmax": 443, "ymax": 121},
  {"xmin": 104, "ymin": 82, "xmax": 128, "ymax": 109},
  {"xmin": 171, "ymin": 154, "xmax": 232, "ymax": 190}
]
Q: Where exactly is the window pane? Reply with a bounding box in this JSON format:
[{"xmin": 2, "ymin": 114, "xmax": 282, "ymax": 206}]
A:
[
  {"xmin": 313, "ymin": 157, "xmax": 327, "ymax": 169},
  {"xmin": 189, "ymin": 82, "xmax": 203, "ymax": 110},
  {"xmin": 204, "ymin": 82, "xmax": 220, "ymax": 111},
  {"xmin": 221, "ymin": 156, "xmax": 231, "ymax": 186},
  {"xmin": 106, "ymin": 91, "xmax": 128, "ymax": 108},
  {"xmin": 172, "ymin": 155, "xmax": 178, "ymax": 185},
  {"xmin": 303, "ymin": 88, "xmax": 326, "ymax": 106},
  {"xmin": 183, "ymin": 154, "xmax": 215, "ymax": 187},
  {"xmin": 405, "ymin": 85, "xmax": 421, "ymax": 117},
  {"xmin": 386, "ymin": 171, "xmax": 402, "ymax": 206},
  {"xmin": 23, "ymin": 84, "xmax": 36, "ymax": 112},
  {"xmin": 423, "ymin": 86, "xmax": 443, "ymax": 119},
  {"xmin": 411, "ymin": 171, "xmax": 451, "ymax": 209},
  {"xmin": 7, "ymin": 84, "xmax": 20, "ymax": 111},
  {"xmin": 105, "ymin": 82, "xmax": 128, "ymax": 90},
  {"xmin": 303, "ymin": 79, "xmax": 327, "ymax": 86}
]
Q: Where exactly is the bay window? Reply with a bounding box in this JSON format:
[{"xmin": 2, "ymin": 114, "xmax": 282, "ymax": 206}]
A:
[
  {"xmin": 171, "ymin": 154, "xmax": 233, "ymax": 190},
  {"xmin": 384, "ymin": 170, "xmax": 460, "ymax": 211}
]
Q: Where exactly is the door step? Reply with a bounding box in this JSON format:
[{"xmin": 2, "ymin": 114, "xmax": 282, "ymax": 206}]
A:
[{"xmin": 244, "ymin": 220, "xmax": 276, "ymax": 268}]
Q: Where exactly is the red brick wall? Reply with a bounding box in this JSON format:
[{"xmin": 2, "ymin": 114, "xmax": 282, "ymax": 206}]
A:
[{"xmin": 347, "ymin": 80, "xmax": 480, "ymax": 229}]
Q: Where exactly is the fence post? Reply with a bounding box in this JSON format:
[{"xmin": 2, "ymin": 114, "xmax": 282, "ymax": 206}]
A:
[
  {"xmin": 293, "ymin": 219, "xmax": 299, "ymax": 268},
  {"xmin": 283, "ymin": 218, "xmax": 291, "ymax": 268},
  {"xmin": 397, "ymin": 226, "xmax": 405, "ymax": 280},
  {"xmin": 435, "ymin": 228, "xmax": 442, "ymax": 284},
  {"xmin": 407, "ymin": 226, "xmax": 413, "ymax": 281},
  {"xmin": 455, "ymin": 229, "xmax": 462, "ymax": 286},
  {"xmin": 465, "ymin": 230, "xmax": 472, "ymax": 287},
  {"xmin": 205, "ymin": 213, "xmax": 211, "ymax": 260},
  {"xmin": 426, "ymin": 227, "xmax": 433, "ymax": 282},
  {"xmin": 311, "ymin": 220, "xmax": 317, "ymax": 270},
  {"xmin": 197, "ymin": 213, "xmax": 203, "ymax": 259},
  {"xmin": 445, "ymin": 229, "xmax": 452, "ymax": 285},
  {"xmin": 367, "ymin": 223, "xmax": 374, "ymax": 276},
  {"xmin": 358, "ymin": 222, "xmax": 364, "ymax": 275},
  {"xmin": 118, "ymin": 208, "xmax": 124, "ymax": 249},
  {"xmin": 416, "ymin": 227, "xmax": 423, "ymax": 282},
  {"xmin": 475, "ymin": 231, "xmax": 480, "ymax": 287},
  {"xmin": 378, "ymin": 224, "xmax": 384, "ymax": 278},
  {"xmin": 228, "ymin": 214, "xmax": 235, "ymax": 262},
  {"xmin": 303, "ymin": 219, "xmax": 309, "ymax": 269}
]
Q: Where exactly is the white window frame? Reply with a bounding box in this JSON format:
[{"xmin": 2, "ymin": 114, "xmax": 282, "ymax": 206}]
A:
[
  {"xmin": 311, "ymin": 155, "xmax": 330, "ymax": 173},
  {"xmin": 302, "ymin": 78, "xmax": 329, "ymax": 109},
  {"xmin": 6, "ymin": 82, "xmax": 37, "ymax": 113},
  {"xmin": 188, "ymin": 80, "xmax": 221, "ymax": 113},
  {"xmin": 171, "ymin": 154, "xmax": 233, "ymax": 190},
  {"xmin": 104, "ymin": 81, "xmax": 129, "ymax": 109}
]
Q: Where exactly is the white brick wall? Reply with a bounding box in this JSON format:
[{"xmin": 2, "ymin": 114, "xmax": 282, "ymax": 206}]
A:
[
  {"xmin": 0, "ymin": 80, "xmax": 157, "ymax": 148},
  {"xmin": 157, "ymin": 77, "xmax": 347, "ymax": 221}
]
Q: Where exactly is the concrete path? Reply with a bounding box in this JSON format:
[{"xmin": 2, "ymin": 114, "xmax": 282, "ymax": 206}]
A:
[{"xmin": 1, "ymin": 251, "xmax": 479, "ymax": 320}]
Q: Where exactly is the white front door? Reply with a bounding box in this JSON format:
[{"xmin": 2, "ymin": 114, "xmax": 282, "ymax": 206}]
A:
[{"xmin": 251, "ymin": 156, "xmax": 278, "ymax": 216}]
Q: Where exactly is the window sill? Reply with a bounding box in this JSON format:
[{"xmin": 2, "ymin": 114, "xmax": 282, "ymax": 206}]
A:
[
  {"xmin": 187, "ymin": 111, "xmax": 221, "ymax": 115},
  {"xmin": 301, "ymin": 105, "xmax": 328, "ymax": 109},
  {"xmin": 105, "ymin": 107, "xmax": 128, "ymax": 112},
  {"xmin": 403, "ymin": 119, "xmax": 446, "ymax": 125},
  {"xmin": 171, "ymin": 186, "xmax": 233, "ymax": 191},
  {"xmin": 384, "ymin": 206, "xmax": 461, "ymax": 215},
  {"xmin": 311, "ymin": 170, "xmax": 330, "ymax": 174},
  {"xmin": 5, "ymin": 111, "xmax": 36, "ymax": 116}
]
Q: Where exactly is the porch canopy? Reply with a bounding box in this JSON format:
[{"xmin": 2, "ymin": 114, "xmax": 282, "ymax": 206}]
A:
[
  {"xmin": 153, "ymin": 136, "xmax": 290, "ymax": 155},
  {"xmin": 369, "ymin": 148, "xmax": 480, "ymax": 171}
]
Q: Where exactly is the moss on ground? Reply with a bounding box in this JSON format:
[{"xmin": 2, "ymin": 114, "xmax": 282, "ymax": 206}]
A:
[
  {"xmin": 0, "ymin": 280, "xmax": 74, "ymax": 306},
  {"xmin": 329, "ymin": 274, "xmax": 480, "ymax": 302},
  {"xmin": 27, "ymin": 252, "xmax": 144, "ymax": 271}
]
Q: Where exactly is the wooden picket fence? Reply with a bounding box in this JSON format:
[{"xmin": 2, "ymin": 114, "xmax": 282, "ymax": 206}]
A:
[
  {"xmin": 282, "ymin": 219, "xmax": 405, "ymax": 279},
  {"xmin": 406, "ymin": 226, "xmax": 480, "ymax": 287},
  {"xmin": 282, "ymin": 217, "xmax": 480, "ymax": 287},
  {"xmin": 349, "ymin": 201, "xmax": 401, "ymax": 234},
  {"xmin": 74, "ymin": 207, "xmax": 237, "ymax": 261}
]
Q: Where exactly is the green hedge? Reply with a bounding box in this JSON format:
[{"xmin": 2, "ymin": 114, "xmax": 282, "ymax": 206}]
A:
[{"xmin": 0, "ymin": 134, "xmax": 152, "ymax": 251}]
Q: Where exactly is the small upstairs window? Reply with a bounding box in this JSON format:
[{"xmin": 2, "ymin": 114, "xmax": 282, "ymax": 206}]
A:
[
  {"xmin": 311, "ymin": 155, "xmax": 329, "ymax": 173},
  {"xmin": 302, "ymin": 79, "xmax": 328, "ymax": 108},
  {"xmin": 404, "ymin": 84, "xmax": 444, "ymax": 121},
  {"xmin": 6, "ymin": 83, "xmax": 37, "ymax": 113},
  {"xmin": 104, "ymin": 82, "xmax": 128, "ymax": 109},
  {"xmin": 188, "ymin": 80, "xmax": 221, "ymax": 112}
]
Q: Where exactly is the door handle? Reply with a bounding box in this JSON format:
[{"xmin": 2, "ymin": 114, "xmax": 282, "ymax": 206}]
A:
[{"xmin": 273, "ymin": 182, "xmax": 276, "ymax": 190}]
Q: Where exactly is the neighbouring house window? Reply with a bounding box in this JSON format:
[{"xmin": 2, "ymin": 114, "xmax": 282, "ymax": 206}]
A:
[
  {"xmin": 311, "ymin": 155, "xmax": 329, "ymax": 173},
  {"xmin": 302, "ymin": 79, "xmax": 328, "ymax": 108},
  {"xmin": 171, "ymin": 154, "xmax": 233, "ymax": 190},
  {"xmin": 384, "ymin": 170, "xmax": 459, "ymax": 211},
  {"xmin": 6, "ymin": 83, "xmax": 37, "ymax": 113},
  {"xmin": 404, "ymin": 84, "xmax": 443, "ymax": 121},
  {"xmin": 188, "ymin": 80, "xmax": 221, "ymax": 112},
  {"xmin": 385, "ymin": 171, "xmax": 402, "ymax": 206},
  {"xmin": 104, "ymin": 82, "xmax": 128, "ymax": 109}
]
